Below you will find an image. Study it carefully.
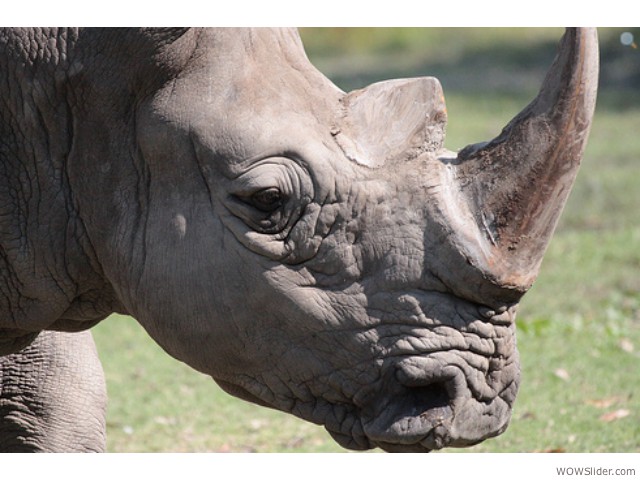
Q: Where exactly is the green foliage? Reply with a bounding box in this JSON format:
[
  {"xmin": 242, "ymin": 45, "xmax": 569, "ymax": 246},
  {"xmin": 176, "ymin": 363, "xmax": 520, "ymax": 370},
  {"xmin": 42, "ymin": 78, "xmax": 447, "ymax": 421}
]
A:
[{"xmin": 92, "ymin": 28, "xmax": 639, "ymax": 452}]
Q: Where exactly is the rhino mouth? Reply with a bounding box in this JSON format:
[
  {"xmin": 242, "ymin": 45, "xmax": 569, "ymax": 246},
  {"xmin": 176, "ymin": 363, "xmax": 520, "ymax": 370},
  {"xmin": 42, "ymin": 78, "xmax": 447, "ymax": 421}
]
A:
[
  {"xmin": 323, "ymin": 352, "xmax": 517, "ymax": 453},
  {"xmin": 358, "ymin": 379, "xmax": 455, "ymax": 452},
  {"xmin": 218, "ymin": 347, "xmax": 518, "ymax": 452}
]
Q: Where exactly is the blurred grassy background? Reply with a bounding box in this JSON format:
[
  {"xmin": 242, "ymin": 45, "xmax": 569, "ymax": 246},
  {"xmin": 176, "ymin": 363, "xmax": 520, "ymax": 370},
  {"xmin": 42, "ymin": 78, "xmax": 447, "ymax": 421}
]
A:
[{"xmin": 92, "ymin": 28, "xmax": 640, "ymax": 452}]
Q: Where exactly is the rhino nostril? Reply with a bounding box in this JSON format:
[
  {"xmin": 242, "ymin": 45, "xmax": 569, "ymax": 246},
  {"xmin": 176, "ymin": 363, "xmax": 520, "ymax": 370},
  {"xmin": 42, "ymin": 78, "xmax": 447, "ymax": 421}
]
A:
[
  {"xmin": 396, "ymin": 381, "xmax": 454, "ymax": 433},
  {"xmin": 359, "ymin": 361, "xmax": 466, "ymax": 449},
  {"xmin": 362, "ymin": 379, "xmax": 455, "ymax": 451},
  {"xmin": 411, "ymin": 382, "xmax": 452, "ymax": 423}
]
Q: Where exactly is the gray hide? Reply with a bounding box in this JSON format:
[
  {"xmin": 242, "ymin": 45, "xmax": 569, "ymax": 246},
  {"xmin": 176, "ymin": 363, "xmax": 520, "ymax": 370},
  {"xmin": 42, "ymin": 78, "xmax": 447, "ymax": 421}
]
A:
[
  {"xmin": 0, "ymin": 330, "xmax": 106, "ymax": 451},
  {"xmin": 0, "ymin": 28, "xmax": 598, "ymax": 452}
]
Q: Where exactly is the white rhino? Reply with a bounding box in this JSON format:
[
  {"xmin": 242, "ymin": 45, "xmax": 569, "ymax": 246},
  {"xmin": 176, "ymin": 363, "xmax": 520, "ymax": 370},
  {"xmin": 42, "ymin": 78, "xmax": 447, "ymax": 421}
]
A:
[{"xmin": 0, "ymin": 28, "xmax": 598, "ymax": 452}]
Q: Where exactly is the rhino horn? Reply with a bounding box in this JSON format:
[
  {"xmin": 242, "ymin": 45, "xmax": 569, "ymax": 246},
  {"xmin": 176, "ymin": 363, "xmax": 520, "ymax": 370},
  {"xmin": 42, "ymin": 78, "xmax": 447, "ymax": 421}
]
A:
[{"xmin": 434, "ymin": 28, "xmax": 599, "ymax": 305}]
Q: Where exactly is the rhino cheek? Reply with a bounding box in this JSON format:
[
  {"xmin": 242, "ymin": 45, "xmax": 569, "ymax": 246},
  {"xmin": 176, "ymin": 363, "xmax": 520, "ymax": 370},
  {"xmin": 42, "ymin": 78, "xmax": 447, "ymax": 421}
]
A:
[{"xmin": 123, "ymin": 205, "xmax": 262, "ymax": 378}]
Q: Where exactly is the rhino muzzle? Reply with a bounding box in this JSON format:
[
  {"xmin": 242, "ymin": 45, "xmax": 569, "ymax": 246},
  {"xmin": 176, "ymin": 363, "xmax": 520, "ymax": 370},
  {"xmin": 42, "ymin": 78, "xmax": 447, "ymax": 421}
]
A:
[
  {"xmin": 359, "ymin": 365, "xmax": 470, "ymax": 452},
  {"xmin": 321, "ymin": 305, "xmax": 520, "ymax": 452}
]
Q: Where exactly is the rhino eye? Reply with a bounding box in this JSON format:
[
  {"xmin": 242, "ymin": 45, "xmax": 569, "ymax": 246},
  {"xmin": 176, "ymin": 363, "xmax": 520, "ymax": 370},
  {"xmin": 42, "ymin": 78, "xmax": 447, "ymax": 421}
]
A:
[
  {"xmin": 225, "ymin": 158, "xmax": 310, "ymax": 235},
  {"xmin": 250, "ymin": 187, "xmax": 285, "ymax": 212}
]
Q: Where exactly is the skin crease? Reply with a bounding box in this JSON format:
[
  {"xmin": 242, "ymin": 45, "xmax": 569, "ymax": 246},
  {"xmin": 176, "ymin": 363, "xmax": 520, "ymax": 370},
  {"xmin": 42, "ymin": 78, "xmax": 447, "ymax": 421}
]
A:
[{"xmin": 0, "ymin": 28, "xmax": 597, "ymax": 452}]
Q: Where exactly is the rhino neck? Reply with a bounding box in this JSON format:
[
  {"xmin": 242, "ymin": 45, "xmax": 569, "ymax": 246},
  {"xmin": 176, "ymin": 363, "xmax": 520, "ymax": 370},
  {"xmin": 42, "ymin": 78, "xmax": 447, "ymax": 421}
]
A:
[{"xmin": 0, "ymin": 28, "xmax": 123, "ymax": 344}]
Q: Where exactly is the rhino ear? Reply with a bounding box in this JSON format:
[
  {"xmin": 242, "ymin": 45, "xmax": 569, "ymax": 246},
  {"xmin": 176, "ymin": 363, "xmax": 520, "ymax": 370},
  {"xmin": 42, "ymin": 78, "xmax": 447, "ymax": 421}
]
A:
[{"xmin": 332, "ymin": 77, "xmax": 447, "ymax": 168}]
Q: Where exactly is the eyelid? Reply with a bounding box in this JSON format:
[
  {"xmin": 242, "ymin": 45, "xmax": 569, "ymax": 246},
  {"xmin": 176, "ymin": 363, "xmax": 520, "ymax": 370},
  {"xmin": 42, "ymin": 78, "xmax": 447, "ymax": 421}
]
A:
[
  {"xmin": 235, "ymin": 173, "xmax": 282, "ymax": 193},
  {"xmin": 231, "ymin": 163, "xmax": 293, "ymax": 198}
]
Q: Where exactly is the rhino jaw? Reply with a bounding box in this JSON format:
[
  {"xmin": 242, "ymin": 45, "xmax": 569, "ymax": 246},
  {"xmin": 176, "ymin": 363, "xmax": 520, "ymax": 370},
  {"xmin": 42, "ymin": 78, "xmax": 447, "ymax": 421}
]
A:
[{"xmin": 333, "ymin": 334, "xmax": 519, "ymax": 453}]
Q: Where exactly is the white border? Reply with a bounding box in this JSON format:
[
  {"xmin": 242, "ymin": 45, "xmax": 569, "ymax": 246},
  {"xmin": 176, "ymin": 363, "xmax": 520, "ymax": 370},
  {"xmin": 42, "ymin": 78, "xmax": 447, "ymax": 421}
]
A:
[
  {"xmin": 1, "ymin": 1, "xmax": 631, "ymax": 26},
  {"xmin": 2, "ymin": 453, "xmax": 639, "ymax": 479},
  {"xmin": 0, "ymin": 5, "xmax": 635, "ymax": 472}
]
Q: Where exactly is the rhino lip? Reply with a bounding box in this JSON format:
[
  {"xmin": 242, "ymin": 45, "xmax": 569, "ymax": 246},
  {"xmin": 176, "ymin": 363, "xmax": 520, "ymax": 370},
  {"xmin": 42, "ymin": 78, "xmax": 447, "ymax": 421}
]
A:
[
  {"xmin": 356, "ymin": 364, "xmax": 463, "ymax": 452},
  {"xmin": 362, "ymin": 381, "xmax": 454, "ymax": 452}
]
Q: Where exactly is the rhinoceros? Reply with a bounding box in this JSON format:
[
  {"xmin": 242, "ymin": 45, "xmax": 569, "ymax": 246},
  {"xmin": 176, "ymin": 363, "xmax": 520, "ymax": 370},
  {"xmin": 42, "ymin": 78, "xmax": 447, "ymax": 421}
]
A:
[{"xmin": 0, "ymin": 27, "xmax": 598, "ymax": 452}]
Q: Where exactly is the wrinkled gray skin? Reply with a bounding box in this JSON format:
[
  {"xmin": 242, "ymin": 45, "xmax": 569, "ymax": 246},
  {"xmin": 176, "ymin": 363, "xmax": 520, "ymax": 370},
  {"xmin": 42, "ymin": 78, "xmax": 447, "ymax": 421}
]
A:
[
  {"xmin": 0, "ymin": 28, "xmax": 598, "ymax": 452},
  {"xmin": 0, "ymin": 330, "xmax": 106, "ymax": 451}
]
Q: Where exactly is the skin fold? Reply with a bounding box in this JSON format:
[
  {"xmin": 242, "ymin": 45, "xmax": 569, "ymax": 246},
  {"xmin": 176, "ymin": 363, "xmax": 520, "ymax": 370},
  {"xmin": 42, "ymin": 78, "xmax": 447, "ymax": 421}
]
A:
[{"xmin": 0, "ymin": 28, "xmax": 597, "ymax": 452}]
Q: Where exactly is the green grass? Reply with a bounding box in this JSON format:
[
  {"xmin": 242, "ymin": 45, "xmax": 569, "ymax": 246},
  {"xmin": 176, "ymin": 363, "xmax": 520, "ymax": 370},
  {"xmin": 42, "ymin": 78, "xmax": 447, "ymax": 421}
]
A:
[
  {"xmin": 92, "ymin": 28, "xmax": 640, "ymax": 452},
  {"xmin": 94, "ymin": 316, "xmax": 345, "ymax": 452}
]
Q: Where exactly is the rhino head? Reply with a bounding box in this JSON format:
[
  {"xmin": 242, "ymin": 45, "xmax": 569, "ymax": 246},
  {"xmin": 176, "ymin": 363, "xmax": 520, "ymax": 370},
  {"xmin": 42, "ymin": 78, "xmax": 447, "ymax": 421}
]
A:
[{"xmin": 0, "ymin": 27, "xmax": 598, "ymax": 452}]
